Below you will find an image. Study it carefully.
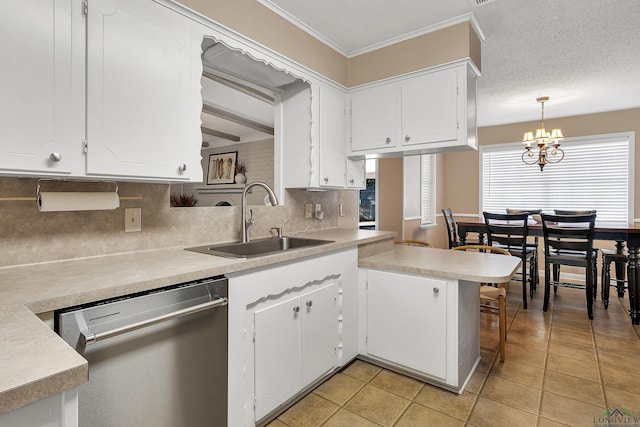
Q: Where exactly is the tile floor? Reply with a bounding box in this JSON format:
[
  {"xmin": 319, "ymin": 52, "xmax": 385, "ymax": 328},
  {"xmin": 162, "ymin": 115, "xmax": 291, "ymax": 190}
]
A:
[{"xmin": 267, "ymin": 281, "xmax": 640, "ymax": 427}]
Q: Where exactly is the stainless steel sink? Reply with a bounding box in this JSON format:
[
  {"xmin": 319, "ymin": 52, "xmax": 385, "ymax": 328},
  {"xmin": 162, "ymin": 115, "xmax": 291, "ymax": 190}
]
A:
[{"xmin": 185, "ymin": 237, "xmax": 334, "ymax": 259}]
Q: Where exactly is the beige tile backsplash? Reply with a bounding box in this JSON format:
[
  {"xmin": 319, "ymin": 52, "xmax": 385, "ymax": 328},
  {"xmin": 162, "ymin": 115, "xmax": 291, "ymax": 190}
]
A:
[{"xmin": 0, "ymin": 178, "xmax": 358, "ymax": 267}]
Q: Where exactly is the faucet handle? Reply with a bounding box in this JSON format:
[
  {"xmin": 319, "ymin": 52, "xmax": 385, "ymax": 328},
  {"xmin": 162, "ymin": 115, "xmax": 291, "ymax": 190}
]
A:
[
  {"xmin": 270, "ymin": 227, "xmax": 283, "ymax": 238},
  {"xmin": 247, "ymin": 208, "xmax": 255, "ymax": 225}
]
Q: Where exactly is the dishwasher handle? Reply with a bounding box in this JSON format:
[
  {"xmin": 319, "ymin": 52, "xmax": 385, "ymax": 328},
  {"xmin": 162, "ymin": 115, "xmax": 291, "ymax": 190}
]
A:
[{"xmin": 81, "ymin": 296, "xmax": 228, "ymax": 345}]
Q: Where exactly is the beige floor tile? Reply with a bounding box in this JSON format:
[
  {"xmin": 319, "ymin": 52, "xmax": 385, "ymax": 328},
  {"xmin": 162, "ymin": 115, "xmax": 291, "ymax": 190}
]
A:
[
  {"xmin": 278, "ymin": 393, "xmax": 338, "ymax": 427},
  {"xmin": 321, "ymin": 408, "xmax": 380, "ymax": 427},
  {"xmin": 548, "ymin": 340, "xmax": 597, "ymax": 363},
  {"xmin": 342, "ymin": 360, "xmax": 382, "ymax": 382},
  {"xmin": 394, "ymin": 402, "xmax": 464, "ymax": 427},
  {"xmin": 468, "ymin": 396, "xmax": 538, "ymax": 427},
  {"xmin": 597, "ymin": 349, "xmax": 640, "ymax": 375},
  {"xmin": 595, "ymin": 335, "xmax": 640, "ymax": 358},
  {"xmin": 539, "ymin": 391, "xmax": 605, "ymax": 426},
  {"xmin": 604, "ymin": 386, "xmax": 640, "ymax": 413},
  {"xmin": 369, "ymin": 369, "xmax": 423, "ymax": 400},
  {"xmin": 504, "ymin": 329, "xmax": 549, "ymax": 352},
  {"xmin": 465, "ymin": 368, "xmax": 488, "ymax": 394},
  {"xmin": 543, "ymin": 371, "xmax": 604, "ymax": 407},
  {"xmin": 490, "ymin": 359, "xmax": 545, "ymax": 388},
  {"xmin": 413, "ymin": 385, "xmax": 477, "ymax": 421},
  {"xmin": 480, "ymin": 375, "xmax": 541, "ymax": 414},
  {"xmin": 344, "ymin": 384, "xmax": 410, "ymax": 426},
  {"xmin": 265, "ymin": 419, "xmax": 288, "ymax": 427},
  {"xmin": 313, "ymin": 373, "xmax": 365, "ymax": 405},
  {"xmin": 600, "ymin": 366, "xmax": 640, "ymax": 395},
  {"xmin": 549, "ymin": 326, "xmax": 594, "ymax": 348},
  {"xmin": 477, "ymin": 353, "xmax": 496, "ymax": 373},
  {"xmin": 509, "ymin": 317, "xmax": 551, "ymax": 338},
  {"xmin": 545, "ymin": 353, "xmax": 600, "ymax": 383},
  {"xmin": 536, "ymin": 417, "xmax": 571, "ymax": 427},
  {"xmin": 503, "ymin": 343, "xmax": 547, "ymax": 368}
]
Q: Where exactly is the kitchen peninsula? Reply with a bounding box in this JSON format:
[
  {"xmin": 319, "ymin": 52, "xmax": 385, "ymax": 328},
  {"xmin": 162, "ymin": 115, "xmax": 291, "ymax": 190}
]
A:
[{"xmin": 1, "ymin": 229, "xmax": 520, "ymax": 427}]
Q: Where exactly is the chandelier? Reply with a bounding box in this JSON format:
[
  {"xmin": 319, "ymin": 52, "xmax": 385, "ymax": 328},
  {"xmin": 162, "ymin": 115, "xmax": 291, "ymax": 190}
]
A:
[{"xmin": 522, "ymin": 96, "xmax": 565, "ymax": 171}]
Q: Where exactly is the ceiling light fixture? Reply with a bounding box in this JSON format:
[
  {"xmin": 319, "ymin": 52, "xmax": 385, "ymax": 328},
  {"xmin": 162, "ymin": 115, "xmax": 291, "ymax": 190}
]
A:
[{"xmin": 522, "ymin": 96, "xmax": 564, "ymax": 171}]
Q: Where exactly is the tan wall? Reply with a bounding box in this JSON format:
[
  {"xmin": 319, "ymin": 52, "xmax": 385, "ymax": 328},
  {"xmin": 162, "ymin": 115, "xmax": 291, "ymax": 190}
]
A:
[
  {"xmin": 182, "ymin": 1, "xmax": 480, "ymax": 88},
  {"xmin": 348, "ymin": 22, "xmax": 480, "ymax": 87},
  {"xmin": 378, "ymin": 158, "xmax": 403, "ymax": 237},
  {"xmin": 441, "ymin": 108, "xmax": 640, "ymax": 218},
  {"xmin": 181, "ymin": 0, "xmax": 349, "ymax": 85}
]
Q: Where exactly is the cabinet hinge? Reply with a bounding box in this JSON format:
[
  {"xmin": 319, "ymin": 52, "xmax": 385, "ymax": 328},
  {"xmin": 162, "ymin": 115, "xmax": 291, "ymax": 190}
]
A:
[
  {"xmin": 365, "ymin": 335, "xmax": 368, "ymax": 344},
  {"xmin": 82, "ymin": 0, "xmax": 88, "ymax": 17},
  {"xmin": 82, "ymin": 139, "xmax": 88, "ymax": 154},
  {"xmin": 252, "ymin": 329, "xmax": 256, "ymax": 342},
  {"xmin": 457, "ymin": 121, "xmax": 459, "ymax": 130},
  {"xmin": 252, "ymin": 395, "xmax": 257, "ymax": 409}
]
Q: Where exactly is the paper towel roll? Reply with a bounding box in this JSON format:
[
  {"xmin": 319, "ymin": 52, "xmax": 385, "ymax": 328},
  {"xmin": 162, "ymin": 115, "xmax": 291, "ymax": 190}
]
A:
[{"xmin": 37, "ymin": 192, "xmax": 120, "ymax": 212}]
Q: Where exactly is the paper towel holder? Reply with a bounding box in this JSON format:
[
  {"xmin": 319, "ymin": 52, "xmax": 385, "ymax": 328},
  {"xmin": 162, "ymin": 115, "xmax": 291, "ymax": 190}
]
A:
[
  {"xmin": 36, "ymin": 179, "xmax": 121, "ymax": 212},
  {"xmin": 36, "ymin": 179, "xmax": 119, "ymax": 198}
]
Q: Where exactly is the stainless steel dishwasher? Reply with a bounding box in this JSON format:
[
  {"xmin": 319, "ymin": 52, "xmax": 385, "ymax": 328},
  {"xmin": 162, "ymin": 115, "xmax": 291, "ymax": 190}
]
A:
[{"xmin": 55, "ymin": 276, "xmax": 228, "ymax": 427}]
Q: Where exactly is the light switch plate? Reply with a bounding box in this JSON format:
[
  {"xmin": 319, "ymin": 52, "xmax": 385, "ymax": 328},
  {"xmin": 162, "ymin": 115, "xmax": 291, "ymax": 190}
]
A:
[
  {"xmin": 339, "ymin": 203, "xmax": 345, "ymax": 217},
  {"xmin": 125, "ymin": 208, "xmax": 142, "ymax": 232}
]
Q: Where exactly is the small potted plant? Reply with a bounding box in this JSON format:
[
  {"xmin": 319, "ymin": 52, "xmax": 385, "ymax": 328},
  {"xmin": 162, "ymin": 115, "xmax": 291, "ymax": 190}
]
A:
[
  {"xmin": 235, "ymin": 162, "xmax": 246, "ymax": 184},
  {"xmin": 170, "ymin": 193, "xmax": 198, "ymax": 207}
]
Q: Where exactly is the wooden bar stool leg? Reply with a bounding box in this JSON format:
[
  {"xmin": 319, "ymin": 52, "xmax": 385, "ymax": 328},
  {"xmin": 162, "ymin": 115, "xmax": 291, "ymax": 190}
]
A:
[{"xmin": 602, "ymin": 256, "xmax": 611, "ymax": 309}]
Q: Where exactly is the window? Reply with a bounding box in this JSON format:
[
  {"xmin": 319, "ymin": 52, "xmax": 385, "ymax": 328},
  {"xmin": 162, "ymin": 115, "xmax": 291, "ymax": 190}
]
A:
[
  {"xmin": 420, "ymin": 154, "xmax": 436, "ymax": 226},
  {"xmin": 480, "ymin": 132, "xmax": 634, "ymax": 222}
]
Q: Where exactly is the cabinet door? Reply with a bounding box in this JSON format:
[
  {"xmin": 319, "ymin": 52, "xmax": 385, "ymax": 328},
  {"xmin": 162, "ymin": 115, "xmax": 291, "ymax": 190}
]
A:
[
  {"xmin": 401, "ymin": 69, "xmax": 459, "ymax": 146},
  {"xmin": 86, "ymin": 0, "xmax": 202, "ymax": 180},
  {"xmin": 318, "ymin": 84, "xmax": 346, "ymax": 187},
  {"xmin": 254, "ymin": 296, "xmax": 302, "ymax": 420},
  {"xmin": 0, "ymin": 0, "xmax": 74, "ymax": 175},
  {"xmin": 350, "ymin": 86, "xmax": 397, "ymax": 152},
  {"xmin": 367, "ymin": 270, "xmax": 447, "ymax": 379},
  {"xmin": 301, "ymin": 283, "xmax": 339, "ymax": 385},
  {"xmin": 346, "ymin": 159, "xmax": 365, "ymax": 189}
]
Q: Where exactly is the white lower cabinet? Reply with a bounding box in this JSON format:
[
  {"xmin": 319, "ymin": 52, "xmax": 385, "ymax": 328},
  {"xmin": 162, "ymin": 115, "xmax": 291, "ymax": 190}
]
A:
[
  {"xmin": 227, "ymin": 248, "xmax": 358, "ymax": 426},
  {"xmin": 0, "ymin": 389, "xmax": 78, "ymax": 427},
  {"xmin": 367, "ymin": 270, "xmax": 447, "ymax": 379},
  {"xmin": 254, "ymin": 282, "xmax": 338, "ymax": 420},
  {"xmin": 364, "ymin": 269, "xmax": 480, "ymax": 393}
]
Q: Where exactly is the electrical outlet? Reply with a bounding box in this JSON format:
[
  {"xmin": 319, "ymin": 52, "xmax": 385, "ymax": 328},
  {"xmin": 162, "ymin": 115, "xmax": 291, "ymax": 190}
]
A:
[
  {"xmin": 125, "ymin": 208, "xmax": 142, "ymax": 232},
  {"xmin": 315, "ymin": 203, "xmax": 322, "ymax": 219},
  {"xmin": 305, "ymin": 203, "xmax": 313, "ymax": 218}
]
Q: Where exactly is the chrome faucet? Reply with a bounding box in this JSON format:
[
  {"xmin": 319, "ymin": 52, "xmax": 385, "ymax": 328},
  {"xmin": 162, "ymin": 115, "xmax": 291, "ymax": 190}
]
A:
[{"xmin": 241, "ymin": 181, "xmax": 279, "ymax": 243}]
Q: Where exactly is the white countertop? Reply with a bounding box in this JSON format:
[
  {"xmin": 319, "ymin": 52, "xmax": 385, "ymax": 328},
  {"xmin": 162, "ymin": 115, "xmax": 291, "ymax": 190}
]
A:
[
  {"xmin": 359, "ymin": 245, "xmax": 522, "ymax": 283},
  {"xmin": 0, "ymin": 228, "xmax": 394, "ymax": 415}
]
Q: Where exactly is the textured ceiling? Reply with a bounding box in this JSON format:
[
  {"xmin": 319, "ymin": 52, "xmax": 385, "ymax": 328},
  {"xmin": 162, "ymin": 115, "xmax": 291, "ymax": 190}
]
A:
[{"xmin": 259, "ymin": 0, "xmax": 640, "ymax": 127}]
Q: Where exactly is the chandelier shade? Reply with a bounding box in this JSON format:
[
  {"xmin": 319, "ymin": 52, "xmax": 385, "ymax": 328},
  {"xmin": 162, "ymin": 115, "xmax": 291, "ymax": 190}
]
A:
[{"xmin": 522, "ymin": 96, "xmax": 565, "ymax": 171}]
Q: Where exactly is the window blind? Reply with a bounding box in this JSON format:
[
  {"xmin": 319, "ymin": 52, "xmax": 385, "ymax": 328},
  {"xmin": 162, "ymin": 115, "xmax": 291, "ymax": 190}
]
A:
[
  {"xmin": 420, "ymin": 154, "xmax": 436, "ymax": 226},
  {"xmin": 481, "ymin": 134, "xmax": 633, "ymax": 222}
]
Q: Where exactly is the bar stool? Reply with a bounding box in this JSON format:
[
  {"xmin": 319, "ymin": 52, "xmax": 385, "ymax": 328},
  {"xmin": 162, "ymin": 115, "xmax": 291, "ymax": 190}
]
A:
[{"xmin": 601, "ymin": 240, "xmax": 628, "ymax": 309}]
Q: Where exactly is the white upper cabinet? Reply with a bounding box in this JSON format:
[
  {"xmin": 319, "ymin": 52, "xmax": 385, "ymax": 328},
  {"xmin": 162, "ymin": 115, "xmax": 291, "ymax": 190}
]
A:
[
  {"xmin": 0, "ymin": 0, "xmax": 204, "ymax": 182},
  {"xmin": 0, "ymin": 0, "xmax": 77, "ymax": 175},
  {"xmin": 348, "ymin": 61, "xmax": 478, "ymax": 158},
  {"xmin": 86, "ymin": 0, "xmax": 203, "ymax": 180},
  {"xmin": 282, "ymin": 80, "xmax": 350, "ymax": 189}
]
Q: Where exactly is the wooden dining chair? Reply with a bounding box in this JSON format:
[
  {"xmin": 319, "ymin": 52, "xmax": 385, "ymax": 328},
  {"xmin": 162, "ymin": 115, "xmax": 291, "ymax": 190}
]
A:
[
  {"xmin": 483, "ymin": 212, "xmax": 535, "ymax": 309},
  {"xmin": 541, "ymin": 212, "xmax": 597, "ymax": 319},
  {"xmin": 394, "ymin": 239, "xmax": 432, "ymax": 247},
  {"xmin": 452, "ymin": 244, "xmax": 511, "ymax": 361},
  {"xmin": 552, "ymin": 209, "xmax": 599, "ymax": 300},
  {"xmin": 442, "ymin": 208, "xmax": 483, "ymax": 248},
  {"xmin": 506, "ymin": 209, "xmax": 541, "ymax": 295}
]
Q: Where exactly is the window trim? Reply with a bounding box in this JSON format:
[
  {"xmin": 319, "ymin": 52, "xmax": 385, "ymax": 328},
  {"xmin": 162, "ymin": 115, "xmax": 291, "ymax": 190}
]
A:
[{"xmin": 479, "ymin": 131, "xmax": 635, "ymax": 223}]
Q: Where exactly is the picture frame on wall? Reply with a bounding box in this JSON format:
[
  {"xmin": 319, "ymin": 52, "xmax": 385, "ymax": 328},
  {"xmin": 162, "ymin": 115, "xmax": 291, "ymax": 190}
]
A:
[{"xmin": 207, "ymin": 151, "xmax": 237, "ymax": 184}]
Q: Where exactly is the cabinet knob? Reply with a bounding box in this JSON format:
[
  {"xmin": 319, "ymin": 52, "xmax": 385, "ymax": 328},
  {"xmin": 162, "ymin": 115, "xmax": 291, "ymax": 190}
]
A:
[
  {"xmin": 306, "ymin": 300, "xmax": 313, "ymax": 308},
  {"xmin": 385, "ymin": 137, "xmax": 391, "ymax": 144},
  {"xmin": 293, "ymin": 306, "xmax": 300, "ymax": 313},
  {"xmin": 323, "ymin": 177, "xmax": 329, "ymax": 183},
  {"xmin": 178, "ymin": 163, "xmax": 187, "ymax": 173},
  {"xmin": 49, "ymin": 152, "xmax": 62, "ymax": 162},
  {"xmin": 349, "ymin": 179, "xmax": 355, "ymax": 184},
  {"xmin": 433, "ymin": 287, "xmax": 439, "ymax": 295},
  {"xmin": 405, "ymin": 135, "xmax": 411, "ymax": 142}
]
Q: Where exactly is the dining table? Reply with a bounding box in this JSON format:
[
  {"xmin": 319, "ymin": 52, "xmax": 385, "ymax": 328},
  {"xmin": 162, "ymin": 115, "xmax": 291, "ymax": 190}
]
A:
[{"xmin": 456, "ymin": 218, "xmax": 640, "ymax": 325}]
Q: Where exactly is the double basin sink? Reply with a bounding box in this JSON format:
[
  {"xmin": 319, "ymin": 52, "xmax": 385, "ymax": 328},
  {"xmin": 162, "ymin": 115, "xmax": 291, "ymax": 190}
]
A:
[{"xmin": 186, "ymin": 236, "xmax": 334, "ymax": 259}]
